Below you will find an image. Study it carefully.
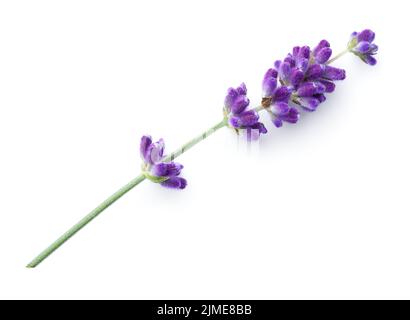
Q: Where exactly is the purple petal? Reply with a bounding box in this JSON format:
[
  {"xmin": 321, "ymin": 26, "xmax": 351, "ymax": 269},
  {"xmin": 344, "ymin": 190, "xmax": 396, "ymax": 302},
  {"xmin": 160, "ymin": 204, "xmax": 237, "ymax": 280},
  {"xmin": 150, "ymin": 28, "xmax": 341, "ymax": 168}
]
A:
[
  {"xmin": 279, "ymin": 62, "xmax": 291, "ymax": 80},
  {"xmin": 262, "ymin": 69, "xmax": 278, "ymax": 97},
  {"xmin": 318, "ymin": 80, "xmax": 336, "ymax": 93},
  {"xmin": 315, "ymin": 82, "xmax": 326, "ymax": 94},
  {"xmin": 237, "ymin": 83, "xmax": 247, "ymax": 95},
  {"xmin": 358, "ymin": 29, "xmax": 375, "ymax": 43},
  {"xmin": 230, "ymin": 111, "xmax": 259, "ymax": 128},
  {"xmin": 297, "ymin": 82, "xmax": 325, "ymax": 97},
  {"xmin": 290, "ymin": 68, "xmax": 304, "ymax": 87},
  {"xmin": 369, "ymin": 44, "xmax": 378, "ymax": 54},
  {"xmin": 238, "ymin": 111, "xmax": 259, "ymax": 126},
  {"xmin": 167, "ymin": 162, "xmax": 184, "ymax": 176},
  {"xmin": 284, "ymin": 55, "xmax": 295, "ymax": 68},
  {"xmin": 280, "ymin": 107, "xmax": 299, "ymax": 124},
  {"xmin": 151, "ymin": 162, "xmax": 183, "ymax": 177},
  {"xmin": 272, "ymin": 118, "xmax": 283, "ymax": 128},
  {"xmin": 299, "ymin": 46, "xmax": 311, "ymax": 59},
  {"xmin": 252, "ymin": 122, "xmax": 268, "ymax": 134},
  {"xmin": 300, "ymin": 97, "xmax": 320, "ymax": 112},
  {"xmin": 273, "ymin": 86, "xmax": 291, "ymax": 102},
  {"xmin": 306, "ymin": 64, "xmax": 324, "ymax": 79},
  {"xmin": 247, "ymin": 122, "xmax": 267, "ymax": 140},
  {"xmin": 271, "ymin": 102, "xmax": 290, "ymax": 116},
  {"xmin": 231, "ymin": 95, "xmax": 250, "ymax": 115},
  {"xmin": 229, "ymin": 117, "xmax": 240, "ymax": 128},
  {"xmin": 262, "ymin": 77, "xmax": 277, "ymax": 98},
  {"xmin": 313, "ymin": 40, "xmax": 330, "ymax": 56},
  {"xmin": 323, "ymin": 66, "xmax": 346, "ymax": 81},
  {"xmin": 161, "ymin": 177, "xmax": 187, "ymax": 189},
  {"xmin": 224, "ymin": 87, "xmax": 238, "ymax": 110},
  {"xmin": 151, "ymin": 163, "xmax": 168, "ymax": 176},
  {"xmin": 140, "ymin": 135, "xmax": 152, "ymax": 162},
  {"xmin": 364, "ymin": 55, "xmax": 377, "ymax": 66},
  {"xmin": 297, "ymin": 82, "xmax": 315, "ymax": 97},
  {"xmin": 147, "ymin": 139, "xmax": 165, "ymax": 164},
  {"xmin": 225, "ymin": 84, "xmax": 249, "ymax": 112},
  {"xmin": 297, "ymin": 58, "xmax": 309, "ymax": 73},
  {"xmin": 356, "ymin": 41, "xmax": 371, "ymax": 53},
  {"xmin": 314, "ymin": 94, "xmax": 327, "ymax": 103},
  {"xmin": 266, "ymin": 68, "xmax": 278, "ymax": 79},
  {"xmin": 315, "ymin": 47, "xmax": 332, "ymax": 64}
]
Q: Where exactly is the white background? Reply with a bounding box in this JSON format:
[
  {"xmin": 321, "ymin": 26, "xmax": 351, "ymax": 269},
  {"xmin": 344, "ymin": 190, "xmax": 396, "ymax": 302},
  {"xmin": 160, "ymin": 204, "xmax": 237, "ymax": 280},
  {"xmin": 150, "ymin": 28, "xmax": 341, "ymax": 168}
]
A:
[{"xmin": 1, "ymin": 0, "xmax": 409, "ymax": 299}]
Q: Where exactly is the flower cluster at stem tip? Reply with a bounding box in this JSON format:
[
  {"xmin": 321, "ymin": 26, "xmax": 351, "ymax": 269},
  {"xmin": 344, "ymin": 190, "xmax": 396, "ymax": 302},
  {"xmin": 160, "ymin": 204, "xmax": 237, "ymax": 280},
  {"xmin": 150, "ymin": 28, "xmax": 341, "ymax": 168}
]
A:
[
  {"xmin": 226, "ymin": 28, "xmax": 377, "ymax": 132},
  {"xmin": 348, "ymin": 29, "xmax": 378, "ymax": 66},
  {"xmin": 142, "ymin": 29, "xmax": 377, "ymax": 189}
]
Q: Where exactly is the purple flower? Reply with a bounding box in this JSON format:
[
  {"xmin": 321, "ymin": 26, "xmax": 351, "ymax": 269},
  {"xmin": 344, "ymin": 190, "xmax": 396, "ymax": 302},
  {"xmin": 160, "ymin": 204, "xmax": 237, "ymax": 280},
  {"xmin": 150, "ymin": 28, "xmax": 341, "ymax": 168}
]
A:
[
  {"xmin": 271, "ymin": 105, "xmax": 300, "ymax": 128},
  {"xmin": 297, "ymin": 82, "xmax": 326, "ymax": 97},
  {"xmin": 348, "ymin": 29, "xmax": 378, "ymax": 66},
  {"xmin": 140, "ymin": 135, "xmax": 187, "ymax": 189},
  {"xmin": 272, "ymin": 40, "xmax": 346, "ymax": 113},
  {"xmin": 262, "ymin": 69, "xmax": 300, "ymax": 127},
  {"xmin": 140, "ymin": 136, "xmax": 164, "ymax": 165},
  {"xmin": 224, "ymin": 83, "xmax": 267, "ymax": 139},
  {"xmin": 313, "ymin": 40, "xmax": 333, "ymax": 64}
]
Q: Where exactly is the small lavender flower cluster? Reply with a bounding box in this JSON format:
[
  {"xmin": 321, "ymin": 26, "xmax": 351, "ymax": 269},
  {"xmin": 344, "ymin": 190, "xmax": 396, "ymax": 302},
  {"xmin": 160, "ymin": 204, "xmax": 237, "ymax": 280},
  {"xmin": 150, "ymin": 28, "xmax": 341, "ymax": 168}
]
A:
[
  {"xmin": 348, "ymin": 29, "xmax": 378, "ymax": 66},
  {"xmin": 224, "ymin": 83, "xmax": 267, "ymax": 138},
  {"xmin": 140, "ymin": 136, "xmax": 187, "ymax": 189}
]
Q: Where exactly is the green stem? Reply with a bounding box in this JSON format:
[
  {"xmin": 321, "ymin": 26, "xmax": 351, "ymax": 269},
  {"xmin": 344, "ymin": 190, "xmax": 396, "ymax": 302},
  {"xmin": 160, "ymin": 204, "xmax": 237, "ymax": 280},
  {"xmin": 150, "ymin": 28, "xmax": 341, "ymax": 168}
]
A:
[
  {"xmin": 326, "ymin": 49, "xmax": 349, "ymax": 65},
  {"xmin": 27, "ymin": 119, "xmax": 227, "ymax": 268},
  {"xmin": 26, "ymin": 175, "xmax": 146, "ymax": 268},
  {"xmin": 163, "ymin": 119, "xmax": 227, "ymax": 162}
]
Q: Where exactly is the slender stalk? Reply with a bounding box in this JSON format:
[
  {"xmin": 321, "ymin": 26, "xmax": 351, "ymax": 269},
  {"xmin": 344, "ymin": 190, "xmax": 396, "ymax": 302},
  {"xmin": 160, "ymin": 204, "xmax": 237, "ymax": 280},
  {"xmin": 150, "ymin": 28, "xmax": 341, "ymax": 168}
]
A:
[
  {"xmin": 327, "ymin": 49, "xmax": 349, "ymax": 65},
  {"xmin": 27, "ymin": 119, "xmax": 227, "ymax": 268},
  {"xmin": 163, "ymin": 119, "xmax": 227, "ymax": 162},
  {"xmin": 26, "ymin": 175, "xmax": 146, "ymax": 268}
]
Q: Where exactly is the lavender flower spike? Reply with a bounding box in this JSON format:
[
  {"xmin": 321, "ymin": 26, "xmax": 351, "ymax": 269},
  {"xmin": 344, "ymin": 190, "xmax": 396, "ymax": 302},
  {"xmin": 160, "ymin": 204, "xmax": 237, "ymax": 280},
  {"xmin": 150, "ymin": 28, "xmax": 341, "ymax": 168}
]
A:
[
  {"xmin": 348, "ymin": 29, "xmax": 378, "ymax": 65},
  {"xmin": 140, "ymin": 135, "xmax": 187, "ymax": 189},
  {"xmin": 271, "ymin": 40, "xmax": 346, "ymax": 114},
  {"xmin": 27, "ymin": 30, "xmax": 378, "ymax": 268}
]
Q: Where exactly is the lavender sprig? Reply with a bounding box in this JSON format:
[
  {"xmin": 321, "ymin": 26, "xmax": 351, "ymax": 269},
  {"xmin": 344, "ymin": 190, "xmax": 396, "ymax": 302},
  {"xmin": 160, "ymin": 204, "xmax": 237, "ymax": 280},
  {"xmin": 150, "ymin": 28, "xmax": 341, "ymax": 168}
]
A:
[{"xmin": 27, "ymin": 29, "xmax": 377, "ymax": 268}]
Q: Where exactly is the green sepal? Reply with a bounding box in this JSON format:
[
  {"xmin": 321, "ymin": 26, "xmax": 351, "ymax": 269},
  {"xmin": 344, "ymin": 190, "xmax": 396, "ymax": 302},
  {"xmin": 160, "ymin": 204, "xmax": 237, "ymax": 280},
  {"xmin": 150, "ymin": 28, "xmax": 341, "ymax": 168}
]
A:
[
  {"xmin": 348, "ymin": 38, "xmax": 358, "ymax": 51},
  {"xmin": 142, "ymin": 171, "xmax": 169, "ymax": 183}
]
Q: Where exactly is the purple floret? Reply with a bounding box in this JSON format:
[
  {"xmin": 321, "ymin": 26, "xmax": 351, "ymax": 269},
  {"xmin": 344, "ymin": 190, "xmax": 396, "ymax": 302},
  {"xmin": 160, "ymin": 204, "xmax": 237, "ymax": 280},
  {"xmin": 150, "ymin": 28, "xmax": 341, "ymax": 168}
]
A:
[
  {"xmin": 349, "ymin": 29, "xmax": 378, "ymax": 66},
  {"xmin": 261, "ymin": 69, "xmax": 299, "ymax": 127},
  {"xmin": 140, "ymin": 135, "xmax": 187, "ymax": 189},
  {"xmin": 224, "ymin": 83, "xmax": 268, "ymax": 139}
]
